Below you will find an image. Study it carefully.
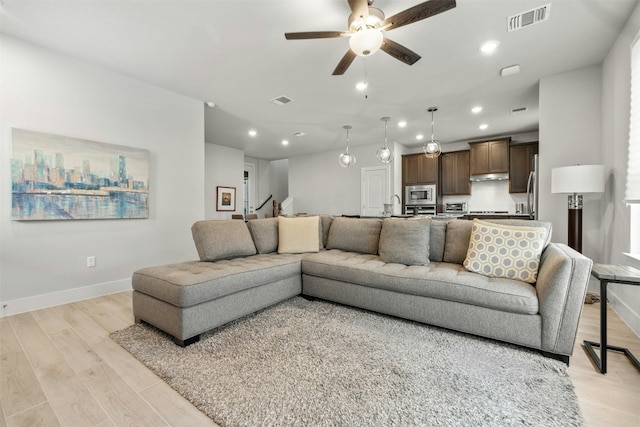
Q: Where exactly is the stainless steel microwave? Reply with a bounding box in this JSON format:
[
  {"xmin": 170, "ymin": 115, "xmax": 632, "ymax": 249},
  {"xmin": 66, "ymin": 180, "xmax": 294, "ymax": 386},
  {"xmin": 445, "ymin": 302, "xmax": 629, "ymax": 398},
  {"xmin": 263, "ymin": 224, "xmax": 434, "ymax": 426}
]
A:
[{"xmin": 405, "ymin": 184, "xmax": 436, "ymax": 206}]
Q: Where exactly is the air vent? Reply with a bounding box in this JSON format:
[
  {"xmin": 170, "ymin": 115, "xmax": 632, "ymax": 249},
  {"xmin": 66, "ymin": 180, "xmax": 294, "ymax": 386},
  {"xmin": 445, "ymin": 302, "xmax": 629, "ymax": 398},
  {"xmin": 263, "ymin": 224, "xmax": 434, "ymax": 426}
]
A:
[
  {"xmin": 511, "ymin": 107, "xmax": 528, "ymax": 114},
  {"xmin": 508, "ymin": 3, "xmax": 551, "ymax": 32},
  {"xmin": 271, "ymin": 95, "xmax": 293, "ymax": 106}
]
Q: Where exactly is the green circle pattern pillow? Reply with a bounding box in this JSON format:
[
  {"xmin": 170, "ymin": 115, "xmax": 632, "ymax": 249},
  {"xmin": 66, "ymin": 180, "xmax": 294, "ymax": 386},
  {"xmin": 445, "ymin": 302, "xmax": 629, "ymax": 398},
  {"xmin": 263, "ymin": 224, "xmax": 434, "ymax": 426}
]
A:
[{"xmin": 463, "ymin": 219, "xmax": 548, "ymax": 284}]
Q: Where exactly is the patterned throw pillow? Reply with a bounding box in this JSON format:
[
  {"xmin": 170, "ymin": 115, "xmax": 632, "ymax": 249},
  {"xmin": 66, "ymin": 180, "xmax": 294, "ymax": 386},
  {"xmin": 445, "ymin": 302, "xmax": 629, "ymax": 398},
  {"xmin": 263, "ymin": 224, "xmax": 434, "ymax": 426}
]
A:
[{"xmin": 463, "ymin": 219, "xmax": 549, "ymax": 284}]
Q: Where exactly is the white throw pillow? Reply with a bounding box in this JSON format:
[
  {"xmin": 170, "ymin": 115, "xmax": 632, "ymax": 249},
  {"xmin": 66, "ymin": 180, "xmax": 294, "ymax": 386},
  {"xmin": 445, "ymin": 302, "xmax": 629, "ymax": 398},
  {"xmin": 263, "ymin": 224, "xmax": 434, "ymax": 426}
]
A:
[
  {"xmin": 463, "ymin": 219, "xmax": 548, "ymax": 284},
  {"xmin": 278, "ymin": 216, "xmax": 320, "ymax": 254}
]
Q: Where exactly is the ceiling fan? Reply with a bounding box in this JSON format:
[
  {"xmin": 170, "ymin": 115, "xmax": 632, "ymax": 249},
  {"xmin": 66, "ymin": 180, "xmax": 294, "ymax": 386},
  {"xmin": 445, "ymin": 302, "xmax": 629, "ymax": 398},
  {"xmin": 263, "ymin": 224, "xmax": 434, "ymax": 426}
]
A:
[{"xmin": 284, "ymin": 0, "xmax": 456, "ymax": 75}]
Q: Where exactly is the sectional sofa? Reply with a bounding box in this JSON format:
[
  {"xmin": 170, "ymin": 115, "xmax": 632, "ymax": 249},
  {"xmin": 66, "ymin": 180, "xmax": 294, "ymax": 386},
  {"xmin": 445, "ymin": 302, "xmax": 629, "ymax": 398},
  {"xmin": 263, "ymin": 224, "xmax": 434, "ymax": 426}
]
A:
[{"xmin": 131, "ymin": 215, "xmax": 592, "ymax": 363}]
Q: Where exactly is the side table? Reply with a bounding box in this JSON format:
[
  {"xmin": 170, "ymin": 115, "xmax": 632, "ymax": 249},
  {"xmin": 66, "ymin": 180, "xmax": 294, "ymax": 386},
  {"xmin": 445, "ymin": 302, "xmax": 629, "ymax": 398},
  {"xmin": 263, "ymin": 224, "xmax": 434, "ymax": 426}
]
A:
[{"xmin": 583, "ymin": 263, "xmax": 640, "ymax": 374}]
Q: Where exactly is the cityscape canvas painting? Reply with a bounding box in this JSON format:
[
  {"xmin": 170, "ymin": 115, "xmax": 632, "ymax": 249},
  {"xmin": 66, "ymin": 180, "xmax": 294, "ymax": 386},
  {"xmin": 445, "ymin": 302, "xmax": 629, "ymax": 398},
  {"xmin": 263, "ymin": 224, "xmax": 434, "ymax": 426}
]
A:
[{"xmin": 11, "ymin": 128, "xmax": 150, "ymax": 220}]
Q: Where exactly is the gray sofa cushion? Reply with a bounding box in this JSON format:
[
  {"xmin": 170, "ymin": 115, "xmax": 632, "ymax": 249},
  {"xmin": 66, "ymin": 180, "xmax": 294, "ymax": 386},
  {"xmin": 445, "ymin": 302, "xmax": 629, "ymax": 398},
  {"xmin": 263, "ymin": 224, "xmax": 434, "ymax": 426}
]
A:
[
  {"xmin": 326, "ymin": 217, "xmax": 382, "ymax": 254},
  {"xmin": 191, "ymin": 220, "xmax": 257, "ymax": 262},
  {"xmin": 247, "ymin": 218, "xmax": 279, "ymax": 254},
  {"xmin": 429, "ymin": 219, "xmax": 449, "ymax": 262},
  {"xmin": 320, "ymin": 215, "xmax": 334, "ymax": 248},
  {"xmin": 379, "ymin": 217, "xmax": 431, "ymax": 265},
  {"xmin": 302, "ymin": 250, "xmax": 539, "ymax": 315},
  {"xmin": 443, "ymin": 220, "xmax": 474, "ymax": 264}
]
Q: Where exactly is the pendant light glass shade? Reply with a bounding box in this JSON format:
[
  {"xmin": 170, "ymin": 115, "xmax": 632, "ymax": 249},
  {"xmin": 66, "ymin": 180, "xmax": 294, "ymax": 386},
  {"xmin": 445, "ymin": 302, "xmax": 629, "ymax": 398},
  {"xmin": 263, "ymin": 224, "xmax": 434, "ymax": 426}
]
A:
[
  {"xmin": 377, "ymin": 117, "xmax": 394, "ymax": 164},
  {"xmin": 338, "ymin": 125, "xmax": 356, "ymax": 167},
  {"xmin": 423, "ymin": 107, "xmax": 442, "ymax": 159}
]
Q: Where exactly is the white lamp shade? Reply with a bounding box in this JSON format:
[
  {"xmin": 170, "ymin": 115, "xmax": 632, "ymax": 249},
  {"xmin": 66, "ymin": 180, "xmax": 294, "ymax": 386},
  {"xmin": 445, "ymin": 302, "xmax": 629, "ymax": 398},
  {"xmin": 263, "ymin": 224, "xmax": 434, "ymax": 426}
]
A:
[
  {"xmin": 551, "ymin": 164, "xmax": 605, "ymax": 194},
  {"xmin": 349, "ymin": 29, "xmax": 383, "ymax": 56}
]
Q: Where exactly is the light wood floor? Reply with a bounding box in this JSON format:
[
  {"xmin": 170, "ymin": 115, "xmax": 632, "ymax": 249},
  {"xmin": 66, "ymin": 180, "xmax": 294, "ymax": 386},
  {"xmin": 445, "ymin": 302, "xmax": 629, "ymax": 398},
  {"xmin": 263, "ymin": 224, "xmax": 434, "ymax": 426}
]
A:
[{"xmin": 1, "ymin": 291, "xmax": 639, "ymax": 427}]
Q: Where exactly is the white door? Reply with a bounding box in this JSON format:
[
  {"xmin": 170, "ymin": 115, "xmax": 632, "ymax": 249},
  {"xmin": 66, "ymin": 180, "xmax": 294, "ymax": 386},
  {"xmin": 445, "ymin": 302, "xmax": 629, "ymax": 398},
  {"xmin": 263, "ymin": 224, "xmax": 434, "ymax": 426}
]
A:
[{"xmin": 361, "ymin": 166, "xmax": 390, "ymax": 217}]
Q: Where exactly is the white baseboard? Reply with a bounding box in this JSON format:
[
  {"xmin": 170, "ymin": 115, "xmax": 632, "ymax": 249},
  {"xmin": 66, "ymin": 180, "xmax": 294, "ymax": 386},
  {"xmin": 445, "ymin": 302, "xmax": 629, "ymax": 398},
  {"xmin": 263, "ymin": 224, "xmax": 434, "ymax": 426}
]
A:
[
  {"xmin": 608, "ymin": 289, "xmax": 640, "ymax": 338},
  {"xmin": 0, "ymin": 279, "xmax": 132, "ymax": 317}
]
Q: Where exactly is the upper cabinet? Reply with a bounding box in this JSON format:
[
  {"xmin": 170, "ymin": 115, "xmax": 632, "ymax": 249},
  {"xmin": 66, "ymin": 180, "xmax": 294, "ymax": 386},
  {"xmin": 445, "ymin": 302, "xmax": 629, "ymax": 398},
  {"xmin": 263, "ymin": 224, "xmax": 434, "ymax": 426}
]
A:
[
  {"xmin": 509, "ymin": 142, "xmax": 539, "ymax": 193},
  {"xmin": 402, "ymin": 153, "xmax": 438, "ymax": 185},
  {"xmin": 440, "ymin": 150, "xmax": 471, "ymax": 195},
  {"xmin": 469, "ymin": 138, "xmax": 510, "ymax": 175}
]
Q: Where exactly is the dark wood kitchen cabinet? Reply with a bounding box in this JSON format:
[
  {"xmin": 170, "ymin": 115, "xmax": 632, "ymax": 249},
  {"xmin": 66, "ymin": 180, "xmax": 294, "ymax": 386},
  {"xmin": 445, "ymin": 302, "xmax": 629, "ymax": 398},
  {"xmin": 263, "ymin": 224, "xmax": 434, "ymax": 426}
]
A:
[
  {"xmin": 402, "ymin": 153, "xmax": 438, "ymax": 185},
  {"xmin": 469, "ymin": 138, "xmax": 510, "ymax": 175},
  {"xmin": 440, "ymin": 150, "xmax": 471, "ymax": 195},
  {"xmin": 509, "ymin": 142, "xmax": 539, "ymax": 193}
]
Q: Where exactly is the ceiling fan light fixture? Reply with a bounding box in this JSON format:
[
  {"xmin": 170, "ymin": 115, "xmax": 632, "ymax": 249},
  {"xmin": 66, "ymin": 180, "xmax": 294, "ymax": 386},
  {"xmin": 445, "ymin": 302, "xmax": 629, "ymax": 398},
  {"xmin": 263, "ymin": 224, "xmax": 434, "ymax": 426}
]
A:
[
  {"xmin": 349, "ymin": 28, "xmax": 383, "ymax": 56},
  {"xmin": 339, "ymin": 125, "xmax": 356, "ymax": 168},
  {"xmin": 376, "ymin": 117, "xmax": 394, "ymax": 164}
]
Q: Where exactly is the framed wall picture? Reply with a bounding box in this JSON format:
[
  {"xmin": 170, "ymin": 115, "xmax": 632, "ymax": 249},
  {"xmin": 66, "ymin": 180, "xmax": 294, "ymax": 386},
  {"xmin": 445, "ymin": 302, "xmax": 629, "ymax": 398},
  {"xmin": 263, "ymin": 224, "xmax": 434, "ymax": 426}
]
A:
[
  {"xmin": 11, "ymin": 128, "xmax": 149, "ymax": 220},
  {"xmin": 216, "ymin": 186, "xmax": 236, "ymax": 211}
]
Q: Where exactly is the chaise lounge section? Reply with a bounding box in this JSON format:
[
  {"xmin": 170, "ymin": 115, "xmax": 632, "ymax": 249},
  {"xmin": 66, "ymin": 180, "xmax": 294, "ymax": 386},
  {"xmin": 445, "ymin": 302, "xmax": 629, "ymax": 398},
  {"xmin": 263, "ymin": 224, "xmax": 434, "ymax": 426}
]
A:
[{"xmin": 131, "ymin": 215, "xmax": 592, "ymax": 363}]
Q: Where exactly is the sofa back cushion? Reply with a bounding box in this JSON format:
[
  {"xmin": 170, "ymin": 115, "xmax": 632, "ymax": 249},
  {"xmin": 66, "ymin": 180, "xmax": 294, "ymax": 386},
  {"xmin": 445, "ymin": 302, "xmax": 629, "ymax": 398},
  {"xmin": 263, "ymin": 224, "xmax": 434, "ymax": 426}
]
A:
[
  {"xmin": 319, "ymin": 215, "xmax": 334, "ymax": 248},
  {"xmin": 326, "ymin": 217, "xmax": 382, "ymax": 254},
  {"xmin": 278, "ymin": 216, "xmax": 320, "ymax": 254},
  {"xmin": 429, "ymin": 219, "xmax": 449, "ymax": 262},
  {"xmin": 379, "ymin": 217, "xmax": 431, "ymax": 265},
  {"xmin": 191, "ymin": 220, "xmax": 257, "ymax": 262},
  {"xmin": 443, "ymin": 220, "xmax": 474, "ymax": 264},
  {"xmin": 247, "ymin": 217, "xmax": 279, "ymax": 254},
  {"xmin": 463, "ymin": 219, "xmax": 549, "ymax": 284}
]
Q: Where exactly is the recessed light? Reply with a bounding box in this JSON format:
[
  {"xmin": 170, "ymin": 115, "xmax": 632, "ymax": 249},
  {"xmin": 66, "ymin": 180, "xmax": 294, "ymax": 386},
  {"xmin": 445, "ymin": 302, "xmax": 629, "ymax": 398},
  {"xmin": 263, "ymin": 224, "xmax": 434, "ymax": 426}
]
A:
[
  {"xmin": 281, "ymin": 139, "xmax": 289, "ymax": 146},
  {"xmin": 248, "ymin": 130, "xmax": 257, "ymax": 137},
  {"xmin": 398, "ymin": 121, "xmax": 407, "ymax": 128},
  {"xmin": 471, "ymin": 106, "xmax": 482, "ymax": 114},
  {"xmin": 356, "ymin": 81, "xmax": 368, "ymax": 91},
  {"xmin": 479, "ymin": 124, "xmax": 489, "ymax": 130},
  {"xmin": 480, "ymin": 40, "xmax": 499, "ymax": 54},
  {"xmin": 292, "ymin": 131, "xmax": 306, "ymax": 137},
  {"xmin": 416, "ymin": 134, "xmax": 424, "ymax": 140}
]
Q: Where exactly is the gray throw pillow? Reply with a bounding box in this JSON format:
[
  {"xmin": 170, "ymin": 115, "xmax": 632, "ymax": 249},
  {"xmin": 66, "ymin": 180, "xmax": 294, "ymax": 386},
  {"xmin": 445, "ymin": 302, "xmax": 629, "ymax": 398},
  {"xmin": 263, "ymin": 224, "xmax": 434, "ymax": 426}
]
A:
[
  {"xmin": 326, "ymin": 217, "xmax": 382, "ymax": 254},
  {"xmin": 443, "ymin": 219, "xmax": 474, "ymax": 264},
  {"xmin": 191, "ymin": 220, "xmax": 257, "ymax": 261},
  {"xmin": 247, "ymin": 217, "xmax": 279, "ymax": 254},
  {"xmin": 379, "ymin": 217, "xmax": 431, "ymax": 265}
]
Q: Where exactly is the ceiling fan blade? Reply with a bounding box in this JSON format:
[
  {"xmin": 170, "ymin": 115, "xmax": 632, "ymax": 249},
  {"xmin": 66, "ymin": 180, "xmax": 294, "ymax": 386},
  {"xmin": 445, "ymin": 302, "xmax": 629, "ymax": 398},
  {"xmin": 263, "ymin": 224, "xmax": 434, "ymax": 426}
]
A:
[
  {"xmin": 333, "ymin": 50, "xmax": 357, "ymax": 75},
  {"xmin": 285, "ymin": 31, "xmax": 345, "ymax": 40},
  {"xmin": 380, "ymin": 37, "xmax": 421, "ymax": 65},
  {"xmin": 382, "ymin": 0, "xmax": 456, "ymax": 31},
  {"xmin": 348, "ymin": 0, "xmax": 369, "ymax": 18}
]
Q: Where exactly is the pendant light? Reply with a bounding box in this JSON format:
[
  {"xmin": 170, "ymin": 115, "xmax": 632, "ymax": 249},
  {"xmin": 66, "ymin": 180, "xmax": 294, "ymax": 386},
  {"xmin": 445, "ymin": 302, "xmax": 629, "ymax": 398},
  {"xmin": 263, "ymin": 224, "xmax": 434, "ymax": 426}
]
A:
[
  {"xmin": 423, "ymin": 107, "xmax": 441, "ymax": 158},
  {"xmin": 338, "ymin": 125, "xmax": 356, "ymax": 167},
  {"xmin": 376, "ymin": 117, "xmax": 394, "ymax": 164}
]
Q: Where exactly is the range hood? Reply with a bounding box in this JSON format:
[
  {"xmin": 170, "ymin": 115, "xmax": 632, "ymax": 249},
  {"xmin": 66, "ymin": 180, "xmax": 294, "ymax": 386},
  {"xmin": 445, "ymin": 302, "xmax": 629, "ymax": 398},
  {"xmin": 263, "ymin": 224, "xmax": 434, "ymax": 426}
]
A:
[{"xmin": 469, "ymin": 172, "xmax": 509, "ymax": 182}]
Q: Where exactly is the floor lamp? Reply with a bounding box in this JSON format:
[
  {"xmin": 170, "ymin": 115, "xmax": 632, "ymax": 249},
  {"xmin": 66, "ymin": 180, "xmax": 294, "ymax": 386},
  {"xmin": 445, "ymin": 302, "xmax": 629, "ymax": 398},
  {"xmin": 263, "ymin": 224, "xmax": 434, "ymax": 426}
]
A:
[{"xmin": 551, "ymin": 165, "xmax": 604, "ymax": 253}]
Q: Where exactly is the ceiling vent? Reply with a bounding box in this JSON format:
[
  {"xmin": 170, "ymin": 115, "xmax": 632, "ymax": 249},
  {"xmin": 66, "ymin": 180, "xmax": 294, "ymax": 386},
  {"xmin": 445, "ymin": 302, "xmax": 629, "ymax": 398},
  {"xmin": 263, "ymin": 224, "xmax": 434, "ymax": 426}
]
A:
[
  {"xmin": 511, "ymin": 107, "xmax": 528, "ymax": 114},
  {"xmin": 271, "ymin": 95, "xmax": 293, "ymax": 106},
  {"xmin": 508, "ymin": 3, "xmax": 551, "ymax": 32}
]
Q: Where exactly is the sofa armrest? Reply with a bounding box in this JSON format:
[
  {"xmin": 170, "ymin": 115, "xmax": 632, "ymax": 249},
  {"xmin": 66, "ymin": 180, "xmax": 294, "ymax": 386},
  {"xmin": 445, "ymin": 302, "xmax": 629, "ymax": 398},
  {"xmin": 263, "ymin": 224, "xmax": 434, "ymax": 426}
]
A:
[{"xmin": 536, "ymin": 243, "xmax": 593, "ymax": 355}]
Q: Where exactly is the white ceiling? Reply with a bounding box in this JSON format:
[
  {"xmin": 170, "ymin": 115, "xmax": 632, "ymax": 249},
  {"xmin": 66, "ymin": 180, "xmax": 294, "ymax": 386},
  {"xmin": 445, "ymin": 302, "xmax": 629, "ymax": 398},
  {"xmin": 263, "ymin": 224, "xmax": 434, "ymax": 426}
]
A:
[{"xmin": 1, "ymin": 0, "xmax": 637, "ymax": 160}]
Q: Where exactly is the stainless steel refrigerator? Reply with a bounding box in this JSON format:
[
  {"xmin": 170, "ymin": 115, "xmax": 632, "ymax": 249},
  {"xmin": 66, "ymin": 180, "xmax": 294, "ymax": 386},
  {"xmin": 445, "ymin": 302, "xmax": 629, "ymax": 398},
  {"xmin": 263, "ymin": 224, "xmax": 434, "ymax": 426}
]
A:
[{"xmin": 527, "ymin": 154, "xmax": 539, "ymax": 219}]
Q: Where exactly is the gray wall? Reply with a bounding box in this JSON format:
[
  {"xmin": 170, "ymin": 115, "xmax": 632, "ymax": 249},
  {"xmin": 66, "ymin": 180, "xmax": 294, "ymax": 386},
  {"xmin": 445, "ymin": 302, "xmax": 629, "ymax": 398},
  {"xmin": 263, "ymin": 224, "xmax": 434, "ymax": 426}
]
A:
[{"xmin": 0, "ymin": 36, "xmax": 205, "ymax": 315}]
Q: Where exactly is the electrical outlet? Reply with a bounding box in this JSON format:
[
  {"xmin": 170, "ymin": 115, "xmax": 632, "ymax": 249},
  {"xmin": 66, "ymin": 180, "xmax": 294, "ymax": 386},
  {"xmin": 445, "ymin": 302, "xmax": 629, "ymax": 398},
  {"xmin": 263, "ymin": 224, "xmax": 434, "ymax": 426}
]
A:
[{"xmin": 86, "ymin": 256, "xmax": 96, "ymax": 268}]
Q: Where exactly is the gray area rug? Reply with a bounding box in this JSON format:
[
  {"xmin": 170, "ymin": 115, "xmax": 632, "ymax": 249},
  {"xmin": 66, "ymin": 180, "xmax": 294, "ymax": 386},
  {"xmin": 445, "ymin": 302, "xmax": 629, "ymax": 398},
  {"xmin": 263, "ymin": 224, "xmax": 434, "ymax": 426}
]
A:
[{"xmin": 111, "ymin": 297, "xmax": 584, "ymax": 427}]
